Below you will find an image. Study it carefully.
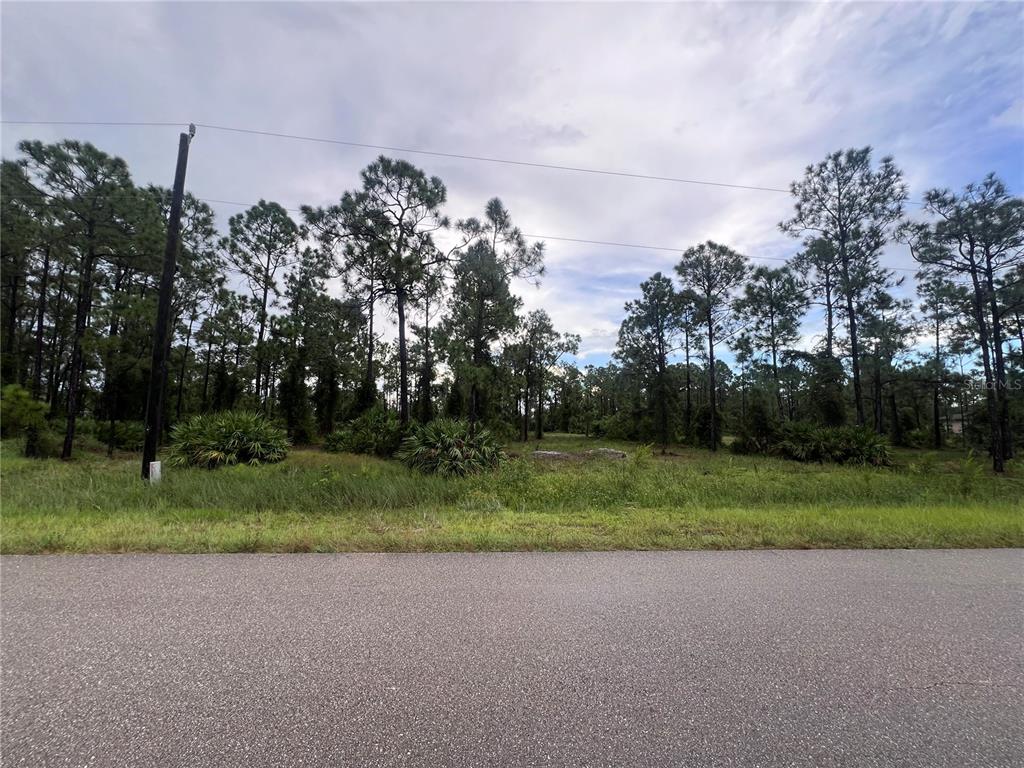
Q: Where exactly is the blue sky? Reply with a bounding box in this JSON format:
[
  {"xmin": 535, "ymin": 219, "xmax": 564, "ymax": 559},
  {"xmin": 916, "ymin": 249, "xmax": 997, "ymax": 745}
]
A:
[{"xmin": 2, "ymin": 1, "xmax": 1022, "ymax": 367}]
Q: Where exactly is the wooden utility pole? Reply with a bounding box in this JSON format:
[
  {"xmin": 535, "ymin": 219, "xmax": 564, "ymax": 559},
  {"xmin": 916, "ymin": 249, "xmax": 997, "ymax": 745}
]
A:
[{"xmin": 142, "ymin": 125, "xmax": 195, "ymax": 480}]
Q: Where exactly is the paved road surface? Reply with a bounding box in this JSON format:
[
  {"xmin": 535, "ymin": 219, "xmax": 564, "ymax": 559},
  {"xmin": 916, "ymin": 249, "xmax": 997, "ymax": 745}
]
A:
[{"xmin": 2, "ymin": 550, "xmax": 1021, "ymax": 767}]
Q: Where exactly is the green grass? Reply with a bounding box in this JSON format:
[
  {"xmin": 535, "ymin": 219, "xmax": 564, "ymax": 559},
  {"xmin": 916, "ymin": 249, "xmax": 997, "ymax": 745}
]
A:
[{"xmin": 1, "ymin": 434, "xmax": 1021, "ymax": 553}]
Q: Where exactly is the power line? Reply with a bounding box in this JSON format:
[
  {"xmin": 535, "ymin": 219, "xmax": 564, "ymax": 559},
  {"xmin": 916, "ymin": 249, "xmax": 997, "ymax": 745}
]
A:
[
  {"xmin": 2, "ymin": 119, "xmax": 791, "ymax": 194},
  {"xmin": 200, "ymin": 197, "xmax": 303, "ymax": 214},
  {"xmin": 2, "ymin": 119, "xmax": 932, "ymax": 207},
  {"xmin": 0, "ymin": 190, "xmax": 922, "ymax": 273},
  {"xmin": 192, "ymin": 195, "xmax": 921, "ymax": 274},
  {"xmin": 517, "ymin": 233, "xmax": 918, "ymax": 273},
  {"xmin": 220, "ymin": 196, "xmax": 925, "ymax": 271}
]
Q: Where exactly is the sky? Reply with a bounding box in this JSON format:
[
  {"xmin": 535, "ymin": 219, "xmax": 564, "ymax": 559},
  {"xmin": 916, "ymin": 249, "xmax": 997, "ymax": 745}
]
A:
[{"xmin": 2, "ymin": 1, "xmax": 1022, "ymax": 367}]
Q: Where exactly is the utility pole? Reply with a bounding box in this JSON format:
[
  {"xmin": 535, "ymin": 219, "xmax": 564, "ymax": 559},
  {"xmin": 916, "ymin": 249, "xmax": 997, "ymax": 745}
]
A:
[{"xmin": 142, "ymin": 125, "xmax": 195, "ymax": 481}]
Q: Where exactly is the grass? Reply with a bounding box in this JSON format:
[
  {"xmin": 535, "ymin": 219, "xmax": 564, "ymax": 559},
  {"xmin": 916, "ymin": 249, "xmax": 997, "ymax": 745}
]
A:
[{"xmin": 1, "ymin": 434, "xmax": 1021, "ymax": 553}]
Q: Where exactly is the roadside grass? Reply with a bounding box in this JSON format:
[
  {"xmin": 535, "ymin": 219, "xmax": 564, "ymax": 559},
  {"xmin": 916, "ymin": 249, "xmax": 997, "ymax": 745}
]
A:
[{"xmin": 1, "ymin": 434, "xmax": 1021, "ymax": 553}]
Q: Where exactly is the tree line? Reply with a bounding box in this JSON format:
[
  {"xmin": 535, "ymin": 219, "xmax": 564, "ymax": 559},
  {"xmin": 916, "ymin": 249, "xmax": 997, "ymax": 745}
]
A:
[
  {"xmin": 0, "ymin": 143, "xmax": 578, "ymax": 458},
  {"xmin": 1, "ymin": 141, "xmax": 1021, "ymax": 470},
  {"xmin": 605, "ymin": 150, "xmax": 1022, "ymax": 471}
]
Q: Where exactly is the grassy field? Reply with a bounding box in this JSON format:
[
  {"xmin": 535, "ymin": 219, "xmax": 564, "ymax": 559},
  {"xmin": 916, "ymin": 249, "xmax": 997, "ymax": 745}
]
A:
[{"xmin": 1, "ymin": 434, "xmax": 1021, "ymax": 553}]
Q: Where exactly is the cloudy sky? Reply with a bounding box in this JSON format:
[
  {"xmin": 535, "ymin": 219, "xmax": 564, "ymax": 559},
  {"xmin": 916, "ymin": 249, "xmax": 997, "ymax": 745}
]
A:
[{"xmin": 2, "ymin": 1, "xmax": 1022, "ymax": 365}]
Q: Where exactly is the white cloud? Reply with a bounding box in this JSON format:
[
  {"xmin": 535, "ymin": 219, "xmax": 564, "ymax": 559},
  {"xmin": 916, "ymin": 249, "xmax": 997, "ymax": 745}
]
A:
[{"xmin": 989, "ymin": 97, "xmax": 1024, "ymax": 130}]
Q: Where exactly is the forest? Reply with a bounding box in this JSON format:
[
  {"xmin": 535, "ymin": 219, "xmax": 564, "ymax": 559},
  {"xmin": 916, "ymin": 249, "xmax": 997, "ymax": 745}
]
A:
[{"xmin": 1, "ymin": 139, "xmax": 1022, "ymax": 475}]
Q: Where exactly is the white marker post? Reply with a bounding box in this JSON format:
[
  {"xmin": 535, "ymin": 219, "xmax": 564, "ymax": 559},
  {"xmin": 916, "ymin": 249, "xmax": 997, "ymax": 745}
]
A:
[{"xmin": 148, "ymin": 461, "xmax": 162, "ymax": 485}]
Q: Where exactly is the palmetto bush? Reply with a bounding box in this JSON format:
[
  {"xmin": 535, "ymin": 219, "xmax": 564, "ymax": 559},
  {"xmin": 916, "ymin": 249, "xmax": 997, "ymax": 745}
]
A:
[
  {"xmin": 819, "ymin": 426, "xmax": 893, "ymax": 467},
  {"xmin": 168, "ymin": 411, "xmax": 289, "ymax": 469},
  {"xmin": 396, "ymin": 419, "xmax": 504, "ymax": 478},
  {"xmin": 772, "ymin": 423, "xmax": 892, "ymax": 467}
]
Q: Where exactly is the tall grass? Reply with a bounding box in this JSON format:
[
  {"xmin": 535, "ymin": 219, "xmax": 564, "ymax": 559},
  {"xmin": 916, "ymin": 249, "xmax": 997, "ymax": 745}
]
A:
[{"xmin": 2, "ymin": 435, "xmax": 1021, "ymax": 553}]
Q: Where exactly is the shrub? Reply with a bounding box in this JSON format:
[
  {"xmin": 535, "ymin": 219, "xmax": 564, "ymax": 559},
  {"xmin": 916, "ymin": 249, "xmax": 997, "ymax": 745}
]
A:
[
  {"xmin": 323, "ymin": 405, "xmax": 404, "ymax": 457},
  {"xmin": 772, "ymin": 422, "xmax": 892, "ymax": 467},
  {"xmin": 95, "ymin": 420, "xmax": 146, "ymax": 452},
  {"xmin": 731, "ymin": 396, "xmax": 778, "ymax": 455},
  {"xmin": 396, "ymin": 419, "xmax": 505, "ymax": 478},
  {"xmin": 593, "ymin": 411, "xmax": 637, "ymax": 441},
  {"xmin": 1, "ymin": 385, "xmax": 46, "ymax": 439},
  {"xmin": 168, "ymin": 411, "xmax": 289, "ymax": 469},
  {"xmin": 772, "ymin": 422, "xmax": 822, "ymax": 462},
  {"xmin": 807, "ymin": 353, "xmax": 847, "ymax": 427},
  {"xmin": 23, "ymin": 426, "xmax": 63, "ymax": 458},
  {"xmin": 903, "ymin": 427, "xmax": 931, "ymax": 450},
  {"xmin": 691, "ymin": 404, "xmax": 723, "ymax": 450}
]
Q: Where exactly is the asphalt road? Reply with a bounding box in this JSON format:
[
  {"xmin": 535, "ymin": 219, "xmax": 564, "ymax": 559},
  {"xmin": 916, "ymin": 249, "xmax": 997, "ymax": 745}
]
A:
[{"xmin": 2, "ymin": 550, "xmax": 1021, "ymax": 767}]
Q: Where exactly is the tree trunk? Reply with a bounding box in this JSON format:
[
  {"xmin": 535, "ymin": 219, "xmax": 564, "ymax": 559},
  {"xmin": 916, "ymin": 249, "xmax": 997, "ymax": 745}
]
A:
[
  {"xmin": 535, "ymin": 370, "xmax": 544, "ymax": 441},
  {"xmin": 521, "ymin": 387, "xmax": 529, "ymax": 442},
  {"xmin": 31, "ymin": 245, "xmax": 51, "ymax": 399},
  {"xmin": 47, "ymin": 260, "xmax": 68, "ymax": 410},
  {"xmin": 771, "ymin": 342, "xmax": 782, "ymax": 420},
  {"xmin": 969, "ymin": 269, "xmax": 1003, "ymax": 472},
  {"xmin": 418, "ymin": 295, "xmax": 434, "ymax": 424},
  {"xmin": 656, "ymin": 345, "xmax": 668, "ymax": 451},
  {"xmin": 706, "ymin": 304, "xmax": 718, "ymax": 451},
  {"xmin": 254, "ymin": 281, "xmax": 269, "ymax": 405},
  {"xmin": 824, "ymin": 273, "xmax": 835, "ymax": 359},
  {"xmin": 836, "ymin": 231, "xmax": 865, "ymax": 426},
  {"xmin": 889, "ymin": 388, "xmax": 902, "ymax": 446},
  {"xmin": 61, "ymin": 238, "xmax": 96, "ymax": 460},
  {"xmin": 3, "ymin": 270, "xmax": 21, "ymax": 385},
  {"xmin": 984, "ymin": 268, "xmax": 1013, "ymax": 459},
  {"xmin": 201, "ymin": 338, "xmax": 213, "ymax": 412},
  {"xmin": 365, "ymin": 281, "xmax": 375, "ymax": 393},
  {"xmin": 932, "ymin": 317, "xmax": 942, "ymax": 450},
  {"xmin": 176, "ymin": 310, "xmax": 195, "ymax": 420},
  {"xmin": 396, "ymin": 288, "xmax": 409, "ymax": 425},
  {"xmin": 872, "ymin": 356, "xmax": 884, "ymax": 434},
  {"xmin": 683, "ymin": 336, "xmax": 692, "ymax": 437}
]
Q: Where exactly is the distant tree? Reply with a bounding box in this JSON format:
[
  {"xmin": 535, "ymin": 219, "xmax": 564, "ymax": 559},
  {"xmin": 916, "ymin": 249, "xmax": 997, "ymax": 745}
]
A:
[
  {"xmin": 916, "ymin": 270, "xmax": 965, "ymax": 449},
  {"xmin": 411, "ymin": 262, "xmax": 445, "ymax": 423},
  {"xmin": 615, "ymin": 272, "xmax": 685, "ymax": 450},
  {"xmin": 274, "ymin": 247, "xmax": 335, "ymax": 441},
  {"xmin": 902, "ymin": 174, "xmax": 1023, "ymax": 471},
  {"xmin": 1, "ymin": 160, "xmax": 44, "ymax": 388},
  {"xmin": 859, "ymin": 289, "xmax": 915, "ymax": 442},
  {"xmin": 804, "ymin": 352, "xmax": 847, "ymax": 427},
  {"xmin": 791, "ymin": 237, "xmax": 840, "ymax": 358},
  {"xmin": 512, "ymin": 310, "xmax": 579, "ymax": 441},
  {"xmin": 677, "ymin": 290, "xmax": 700, "ymax": 438},
  {"xmin": 675, "ymin": 241, "xmax": 748, "ymax": 450},
  {"xmin": 303, "ymin": 200, "xmax": 386, "ymax": 413},
  {"xmin": 780, "ymin": 148, "xmax": 907, "ymax": 427},
  {"xmin": 733, "ymin": 265, "xmax": 806, "ymax": 418},
  {"xmin": 17, "ymin": 140, "xmax": 153, "ymax": 459},
  {"xmin": 336, "ymin": 157, "xmax": 451, "ymax": 424},
  {"xmin": 223, "ymin": 200, "xmax": 299, "ymax": 405},
  {"xmin": 444, "ymin": 198, "xmax": 544, "ymax": 428},
  {"xmin": 1001, "ymin": 265, "xmax": 1024, "ymax": 369},
  {"xmin": 146, "ymin": 189, "xmax": 221, "ymax": 422}
]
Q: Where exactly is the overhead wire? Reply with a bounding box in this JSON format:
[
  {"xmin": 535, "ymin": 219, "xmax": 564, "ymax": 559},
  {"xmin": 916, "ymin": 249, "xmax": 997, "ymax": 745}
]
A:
[{"xmin": 1, "ymin": 119, "xmax": 925, "ymax": 272}]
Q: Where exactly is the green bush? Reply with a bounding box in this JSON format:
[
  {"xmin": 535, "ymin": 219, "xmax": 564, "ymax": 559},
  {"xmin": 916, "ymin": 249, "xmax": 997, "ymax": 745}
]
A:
[
  {"xmin": 731, "ymin": 396, "xmax": 778, "ymax": 455},
  {"xmin": 324, "ymin": 405, "xmax": 404, "ymax": 457},
  {"xmin": 1, "ymin": 385, "xmax": 46, "ymax": 439},
  {"xmin": 23, "ymin": 426, "xmax": 63, "ymax": 459},
  {"xmin": 397, "ymin": 419, "xmax": 505, "ymax": 478},
  {"xmin": 903, "ymin": 427, "xmax": 932, "ymax": 449},
  {"xmin": 691, "ymin": 404, "xmax": 723, "ymax": 450},
  {"xmin": 95, "ymin": 420, "xmax": 146, "ymax": 452},
  {"xmin": 773, "ymin": 423, "xmax": 892, "ymax": 467},
  {"xmin": 168, "ymin": 411, "xmax": 289, "ymax": 469}
]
